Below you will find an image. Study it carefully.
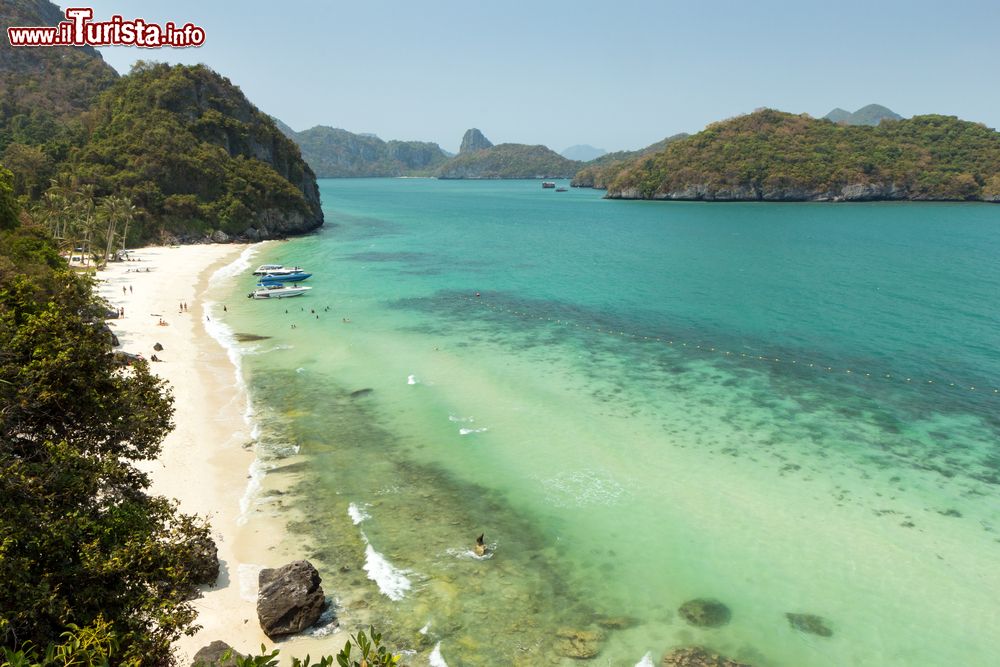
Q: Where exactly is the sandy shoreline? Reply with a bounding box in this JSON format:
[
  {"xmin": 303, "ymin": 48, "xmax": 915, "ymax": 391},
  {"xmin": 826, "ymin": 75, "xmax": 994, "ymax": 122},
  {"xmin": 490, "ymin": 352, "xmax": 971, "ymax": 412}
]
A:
[{"xmin": 97, "ymin": 243, "xmax": 305, "ymax": 663}]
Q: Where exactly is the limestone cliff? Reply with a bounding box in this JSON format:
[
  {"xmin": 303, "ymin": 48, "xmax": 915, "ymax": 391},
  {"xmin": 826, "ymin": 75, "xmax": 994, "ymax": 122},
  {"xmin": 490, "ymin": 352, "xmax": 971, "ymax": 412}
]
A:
[
  {"xmin": 285, "ymin": 125, "xmax": 449, "ymax": 177},
  {"xmin": 459, "ymin": 128, "xmax": 494, "ymax": 154},
  {"xmin": 76, "ymin": 63, "xmax": 323, "ymax": 241}
]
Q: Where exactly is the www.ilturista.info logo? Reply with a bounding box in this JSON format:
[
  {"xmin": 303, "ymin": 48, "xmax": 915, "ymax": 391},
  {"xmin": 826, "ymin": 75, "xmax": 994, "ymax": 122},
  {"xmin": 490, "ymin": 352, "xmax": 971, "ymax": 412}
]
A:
[{"xmin": 7, "ymin": 7, "xmax": 205, "ymax": 48}]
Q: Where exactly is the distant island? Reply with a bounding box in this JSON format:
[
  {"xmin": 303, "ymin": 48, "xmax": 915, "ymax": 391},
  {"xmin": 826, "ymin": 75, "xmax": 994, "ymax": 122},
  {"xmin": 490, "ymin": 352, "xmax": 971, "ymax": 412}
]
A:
[
  {"xmin": 436, "ymin": 128, "xmax": 581, "ymax": 179},
  {"xmin": 583, "ymin": 109, "xmax": 1000, "ymax": 203},
  {"xmin": 561, "ymin": 144, "xmax": 607, "ymax": 162},
  {"xmin": 571, "ymin": 133, "xmax": 690, "ymax": 188},
  {"xmin": 275, "ymin": 125, "xmax": 582, "ymax": 180},
  {"xmin": 823, "ymin": 104, "xmax": 902, "ymax": 126},
  {"xmin": 274, "ymin": 121, "xmax": 450, "ymax": 178}
]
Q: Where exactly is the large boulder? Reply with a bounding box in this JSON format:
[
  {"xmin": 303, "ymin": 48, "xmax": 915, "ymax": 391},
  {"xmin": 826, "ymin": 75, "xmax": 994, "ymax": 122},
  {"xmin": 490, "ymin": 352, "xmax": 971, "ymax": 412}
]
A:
[
  {"xmin": 187, "ymin": 533, "xmax": 220, "ymax": 586},
  {"xmin": 191, "ymin": 640, "xmax": 244, "ymax": 666},
  {"xmin": 256, "ymin": 560, "xmax": 326, "ymax": 638}
]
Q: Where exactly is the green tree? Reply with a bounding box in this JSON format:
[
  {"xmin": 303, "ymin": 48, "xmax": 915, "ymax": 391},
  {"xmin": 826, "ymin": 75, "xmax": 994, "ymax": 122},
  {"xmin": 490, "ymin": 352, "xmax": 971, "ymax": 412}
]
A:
[
  {"xmin": 0, "ymin": 166, "xmax": 19, "ymax": 231},
  {"xmin": 0, "ymin": 235, "xmax": 213, "ymax": 665}
]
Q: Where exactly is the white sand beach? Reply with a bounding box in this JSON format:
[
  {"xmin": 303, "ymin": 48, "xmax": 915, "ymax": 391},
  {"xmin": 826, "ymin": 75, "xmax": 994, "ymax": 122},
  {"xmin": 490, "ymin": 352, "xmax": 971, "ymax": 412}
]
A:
[{"xmin": 96, "ymin": 244, "xmax": 303, "ymax": 663}]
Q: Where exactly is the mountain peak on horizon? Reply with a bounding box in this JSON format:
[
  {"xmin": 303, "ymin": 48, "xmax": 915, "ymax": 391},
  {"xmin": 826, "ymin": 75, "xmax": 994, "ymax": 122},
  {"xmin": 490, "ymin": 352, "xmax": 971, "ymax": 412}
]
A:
[
  {"xmin": 561, "ymin": 144, "xmax": 607, "ymax": 162},
  {"xmin": 459, "ymin": 128, "xmax": 493, "ymax": 154},
  {"xmin": 824, "ymin": 104, "xmax": 902, "ymax": 126}
]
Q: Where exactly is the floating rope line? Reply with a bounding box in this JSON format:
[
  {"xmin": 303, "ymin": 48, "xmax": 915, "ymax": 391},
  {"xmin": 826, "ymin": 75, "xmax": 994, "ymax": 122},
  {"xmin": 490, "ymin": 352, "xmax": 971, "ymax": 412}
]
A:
[{"xmin": 461, "ymin": 296, "xmax": 999, "ymax": 398}]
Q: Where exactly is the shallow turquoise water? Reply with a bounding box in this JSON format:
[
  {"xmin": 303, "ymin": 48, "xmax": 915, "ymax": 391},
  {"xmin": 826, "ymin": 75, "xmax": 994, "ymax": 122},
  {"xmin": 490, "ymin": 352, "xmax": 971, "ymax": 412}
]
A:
[{"xmin": 218, "ymin": 179, "xmax": 1000, "ymax": 666}]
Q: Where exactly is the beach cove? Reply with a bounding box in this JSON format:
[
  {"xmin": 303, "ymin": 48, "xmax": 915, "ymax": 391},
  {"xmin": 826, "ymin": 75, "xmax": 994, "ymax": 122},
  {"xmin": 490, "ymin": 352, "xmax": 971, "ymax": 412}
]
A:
[
  {"xmin": 98, "ymin": 179, "xmax": 1000, "ymax": 666},
  {"xmin": 95, "ymin": 244, "xmax": 319, "ymax": 663},
  {"xmin": 215, "ymin": 179, "xmax": 1000, "ymax": 666}
]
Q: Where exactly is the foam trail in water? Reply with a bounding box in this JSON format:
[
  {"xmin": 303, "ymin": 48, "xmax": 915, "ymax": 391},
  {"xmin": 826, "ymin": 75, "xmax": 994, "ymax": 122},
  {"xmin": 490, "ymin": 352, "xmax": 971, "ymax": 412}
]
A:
[
  {"xmin": 238, "ymin": 458, "xmax": 272, "ymax": 525},
  {"xmin": 448, "ymin": 415, "xmax": 474, "ymax": 423},
  {"xmin": 348, "ymin": 502, "xmax": 371, "ymax": 525},
  {"xmin": 210, "ymin": 244, "xmax": 258, "ymax": 283},
  {"xmin": 635, "ymin": 652, "xmax": 654, "ymax": 667},
  {"xmin": 308, "ymin": 605, "xmax": 341, "ymax": 637},
  {"xmin": 459, "ymin": 427, "xmax": 489, "ymax": 436},
  {"xmin": 363, "ymin": 542, "xmax": 412, "ymax": 601},
  {"xmin": 428, "ymin": 642, "xmax": 448, "ymax": 667}
]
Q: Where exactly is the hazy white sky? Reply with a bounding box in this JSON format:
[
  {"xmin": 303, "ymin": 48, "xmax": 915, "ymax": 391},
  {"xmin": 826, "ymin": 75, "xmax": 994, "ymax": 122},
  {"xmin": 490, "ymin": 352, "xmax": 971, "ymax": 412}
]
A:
[{"xmin": 59, "ymin": 0, "xmax": 1000, "ymax": 153}]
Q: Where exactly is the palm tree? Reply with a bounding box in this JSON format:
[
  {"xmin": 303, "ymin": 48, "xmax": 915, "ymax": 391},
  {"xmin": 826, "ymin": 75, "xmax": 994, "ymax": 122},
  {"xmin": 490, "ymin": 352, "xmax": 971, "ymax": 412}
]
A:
[{"xmin": 97, "ymin": 196, "xmax": 137, "ymax": 266}]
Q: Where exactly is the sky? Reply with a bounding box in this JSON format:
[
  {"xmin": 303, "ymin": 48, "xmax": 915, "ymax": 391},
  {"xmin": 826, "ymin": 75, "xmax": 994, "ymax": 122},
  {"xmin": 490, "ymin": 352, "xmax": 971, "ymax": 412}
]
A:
[{"xmin": 53, "ymin": 0, "xmax": 1000, "ymax": 153}]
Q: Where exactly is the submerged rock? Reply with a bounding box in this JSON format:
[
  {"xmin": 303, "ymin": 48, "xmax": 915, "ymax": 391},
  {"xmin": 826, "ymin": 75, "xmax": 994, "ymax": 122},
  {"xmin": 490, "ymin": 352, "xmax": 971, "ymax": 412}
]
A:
[
  {"xmin": 257, "ymin": 560, "xmax": 326, "ymax": 638},
  {"xmin": 191, "ymin": 640, "xmax": 244, "ymax": 666},
  {"xmin": 678, "ymin": 599, "xmax": 731, "ymax": 628},
  {"xmin": 593, "ymin": 614, "xmax": 639, "ymax": 630},
  {"xmin": 661, "ymin": 646, "xmax": 752, "ymax": 666},
  {"xmin": 349, "ymin": 388, "xmax": 374, "ymax": 398},
  {"xmin": 785, "ymin": 612, "xmax": 833, "ymax": 637},
  {"xmin": 153, "ymin": 342, "xmax": 163, "ymax": 351},
  {"xmin": 233, "ymin": 332, "xmax": 271, "ymax": 342},
  {"xmin": 554, "ymin": 626, "xmax": 606, "ymax": 659}
]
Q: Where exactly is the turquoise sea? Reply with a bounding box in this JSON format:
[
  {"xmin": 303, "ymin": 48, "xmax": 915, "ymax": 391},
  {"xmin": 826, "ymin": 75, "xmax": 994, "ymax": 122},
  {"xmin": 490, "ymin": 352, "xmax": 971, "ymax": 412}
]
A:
[{"xmin": 211, "ymin": 179, "xmax": 1000, "ymax": 666}]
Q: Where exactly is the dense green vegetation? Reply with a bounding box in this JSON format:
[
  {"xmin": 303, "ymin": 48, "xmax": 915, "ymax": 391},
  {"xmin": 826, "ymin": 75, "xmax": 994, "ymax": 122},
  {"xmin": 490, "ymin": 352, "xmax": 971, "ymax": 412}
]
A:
[
  {"xmin": 0, "ymin": 1, "xmax": 119, "ymax": 156},
  {"xmin": 570, "ymin": 133, "xmax": 689, "ymax": 188},
  {"xmin": 1, "ymin": 0, "xmax": 119, "ymax": 204},
  {"xmin": 436, "ymin": 143, "xmax": 580, "ymax": 179},
  {"xmin": 1, "ymin": 0, "xmax": 323, "ymax": 244},
  {"xmin": 599, "ymin": 110, "xmax": 1000, "ymax": 201},
  {"xmin": 0, "ymin": 194, "xmax": 213, "ymax": 665},
  {"xmin": 67, "ymin": 62, "xmax": 322, "ymax": 242},
  {"xmin": 284, "ymin": 124, "xmax": 449, "ymax": 177}
]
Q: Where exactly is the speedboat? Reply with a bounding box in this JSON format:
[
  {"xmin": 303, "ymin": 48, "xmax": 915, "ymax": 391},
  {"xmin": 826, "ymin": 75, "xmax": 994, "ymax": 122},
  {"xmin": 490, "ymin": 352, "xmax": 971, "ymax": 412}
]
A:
[
  {"xmin": 252, "ymin": 264, "xmax": 307, "ymax": 276},
  {"xmin": 248, "ymin": 283, "xmax": 312, "ymax": 299},
  {"xmin": 542, "ymin": 181, "xmax": 556, "ymax": 188},
  {"xmin": 259, "ymin": 271, "xmax": 312, "ymax": 283}
]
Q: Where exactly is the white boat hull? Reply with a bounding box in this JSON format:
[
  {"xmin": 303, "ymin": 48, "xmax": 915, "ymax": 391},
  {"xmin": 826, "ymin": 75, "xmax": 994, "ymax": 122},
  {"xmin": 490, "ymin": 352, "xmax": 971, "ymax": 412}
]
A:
[{"xmin": 248, "ymin": 285, "xmax": 312, "ymax": 299}]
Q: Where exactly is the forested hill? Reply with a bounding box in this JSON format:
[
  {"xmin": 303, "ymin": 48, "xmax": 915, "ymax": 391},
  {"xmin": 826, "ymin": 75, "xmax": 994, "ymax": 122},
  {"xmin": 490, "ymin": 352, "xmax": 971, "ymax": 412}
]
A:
[
  {"xmin": 436, "ymin": 129, "xmax": 581, "ymax": 179},
  {"xmin": 279, "ymin": 124, "xmax": 450, "ymax": 177},
  {"xmin": 0, "ymin": 0, "xmax": 118, "ymax": 158},
  {"xmin": 570, "ymin": 133, "xmax": 689, "ymax": 188},
  {"xmin": 69, "ymin": 63, "xmax": 323, "ymax": 241},
  {"xmin": 1, "ymin": 0, "xmax": 323, "ymax": 243},
  {"xmin": 597, "ymin": 110, "xmax": 1000, "ymax": 202}
]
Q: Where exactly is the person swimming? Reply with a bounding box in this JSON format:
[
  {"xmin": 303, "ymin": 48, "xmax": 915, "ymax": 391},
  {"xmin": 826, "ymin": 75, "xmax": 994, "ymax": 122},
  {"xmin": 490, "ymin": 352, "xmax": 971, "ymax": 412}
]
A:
[{"xmin": 474, "ymin": 533, "xmax": 487, "ymax": 557}]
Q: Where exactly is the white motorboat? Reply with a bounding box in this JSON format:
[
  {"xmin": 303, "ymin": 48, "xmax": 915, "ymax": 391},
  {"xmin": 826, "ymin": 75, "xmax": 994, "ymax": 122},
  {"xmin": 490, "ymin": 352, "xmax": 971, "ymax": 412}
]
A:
[
  {"xmin": 256, "ymin": 265, "xmax": 306, "ymax": 276},
  {"xmin": 252, "ymin": 263, "xmax": 285, "ymax": 275},
  {"xmin": 248, "ymin": 283, "xmax": 312, "ymax": 299}
]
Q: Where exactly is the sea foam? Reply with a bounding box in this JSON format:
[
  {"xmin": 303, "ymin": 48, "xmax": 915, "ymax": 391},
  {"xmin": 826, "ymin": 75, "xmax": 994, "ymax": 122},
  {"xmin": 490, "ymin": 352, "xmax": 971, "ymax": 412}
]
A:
[
  {"xmin": 347, "ymin": 502, "xmax": 371, "ymax": 525},
  {"xmin": 362, "ymin": 541, "xmax": 412, "ymax": 601},
  {"xmin": 459, "ymin": 427, "xmax": 488, "ymax": 436},
  {"xmin": 209, "ymin": 244, "xmax": 258, "ymax": 283},
  {"xmin": 428, "ymin": 642, "xmax": 448, "ymax": 667},
  {"xmin": 238, "ymin": 457, "xmax": 272, "ymax": 525},
  {"xmin": 635, "ymin": 652, "xmax": 654, "ymax": 667}
]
